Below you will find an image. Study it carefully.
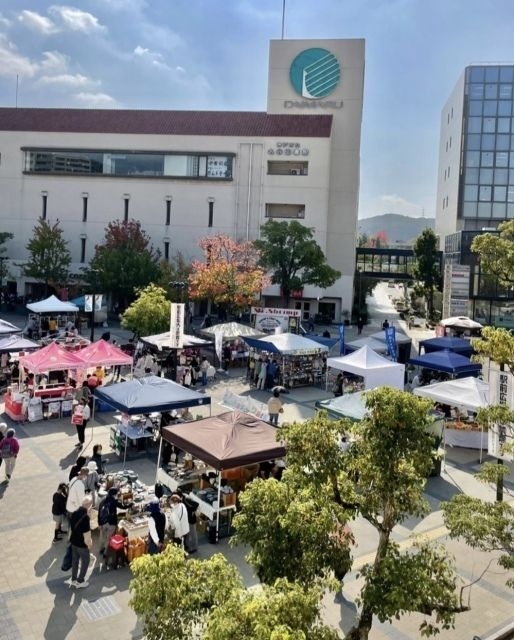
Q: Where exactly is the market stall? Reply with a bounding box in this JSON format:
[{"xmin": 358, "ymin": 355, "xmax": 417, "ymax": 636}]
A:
[
  {"xmin": 25, "ymin": 295, "xmax": 79, "ymax": 339},
  {"xmin": 76, "ymin": 338, "xmax": 133, "ymax": 378},
  {"xmin": 0, "ymin": 335, "xmax": 40, "ymax": 389},
  {"xmin": 93, "ymin": 376, "xmax": 211, "ymax": 467},
  {"xmin": 200, "ymin": 322, "xmax": 265, "ymax": 369},
  {"xmin": 243, "ymin": 333, "xmax": 329, "ymax": 388},
  {"xmin": 408, "ymin": 349, "xmax": 482, "ymax": 379},
  {"xmin": 344, "ymin": 336, "xmax": 389, "ymax": 355},
  {"xmin": 414, "ymin": 377, "xmax": 490, "ymax": 455},
  {"xmin": 160, "ymin": 410, "xmax": 286, "ymax": 541},
  {"xmin": 0, "ymin": 318, "xmax": 22, "ymax": 335},
  {"xmin": 140, "ymin": 331, "xmax": 212, "ymax": 381},
  {"xmin": 418, "ymin": 336, "xmax": 473, "ymax": 357},
  {"xmin": 368, "ymin": 329, "xmax": 412, "ymax": 364},
  {"xmin": 327, "ymin": 345, "xmax": 405, "ymax": 391},
  {"xmin": 315, "ymin": 391, "xmax": 368, "ymax": 421}
]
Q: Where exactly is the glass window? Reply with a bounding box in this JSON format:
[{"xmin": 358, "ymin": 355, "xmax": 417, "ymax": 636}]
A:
[
  {"xmin": 470, "ymin": 67, "xmax": 485, "ymax": 82},
  {"xmin": 485, "ymin": 66, "xmax": 499, "ymax": 82},
  {"xmin": 468, "ymin": 117, "xmax": 482, "ymax": 133},
  {"xmin": 464, "ymin": 185, "xmax": 478, "ymax": 201},
  {"xmin": 497, "ymin": 152, "xmax": 509, "ymax": 167},
  {"xmin": 467, "ymin": 134, "xmax": 481, "ymax": 150},
  {"xmin": 508, "ymin": 202, "xmax": 514, "ymax": 217},
  {"xmin": 510, "ymin": 152, "xmax": 514, "ymax": 166},
  {"xmin": 466, "ymin": 150, "xmax": 480, "ymax": 167},
  {"xmin": 499, "ymin": 84, "xmax": 513, "ymax": 99},
  {"xmin": 477, "ymin": 202, "xmax": 492, "ymax": 217},
  {"xmin": 483, "ymin": 101, "xmax": 498, "ymax": 116},
  {"xmin": 481, "ymin": 134, "xmax": 495, "ymax": 150},
  {"xmin": 508, "ymin": 186, "xmax": 514, "ymax": 202},
  {"xmin": 500, "ymin": 67, "xmax": 514, "ymax": 82},
  {"xmin": 470, "ymin": 84, "xmax": 484, "ymax": 99},
  {"xmin": 509, "ymin": 169, "xmax": 514, "ymax": 183},
  {"xmin": 496, "ymin": 134, "xmax": 510, "ymax": 150},
  {"xmin": 494, "ymin": 186, "xmax": 506, "ymax": 201},
  {"xmin": 498, "ymin": 117, "xmax": 510, "ymax": 133},
  {"xmin": 462, "ymin": 202, "xmax": 477, "ymax": 217},
  {"xmin": 481, "ymin": 151, "xmax": 494, "ymax": 166},
  {"xmin": 485, "ymin": 84, "xmax": 498, "ymax": 99},
  {"xmin": 479, "ymin": 186, "xmax": 492, "ymax": 201},
  {"xmin": 498, "ymin": 101, "xmax": 512, "ymax": 116},
  {"xmin": 479, "ymin": 168, "xmax": 493, "ymax": 183},
  {"xmin": 495, "ymin": 168, "xmax": 508, "ymax": 184},
  {"xmin": 469, "ymin": 101, "xmax": 483, "ymax": 116},
  {"xmin": 464, "ymin": 168, "xmax": 479, "ymax": 183},
  {"xmin": 492, "ymin": 202, "xmax": 506, "ymax": 217},
  {"xmin": 483, "ymin": 117, "xmax": 495, "ymax": 133}
]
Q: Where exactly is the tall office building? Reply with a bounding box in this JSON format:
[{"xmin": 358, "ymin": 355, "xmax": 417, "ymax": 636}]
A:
[{"xmin": 436, "ymin": 65, "xmax": 514, "ymax": 327}]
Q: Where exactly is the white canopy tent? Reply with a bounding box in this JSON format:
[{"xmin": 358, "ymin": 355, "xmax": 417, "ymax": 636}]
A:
[
  {"xmin": 345, "ymin": 336, "xmax": 389, "ymax": 354},
  {"xmin": 243, "ymin": 332, "xmax": 329, "ymax": 355},
  {"xmin": 413, "ymin": 377, "xmax": 489, "ymax": 412},
  {"xmin": 26, "ymin": 295, "xmax": 79, "ymax": 314},
  {"xmin": 369, "ymin": 329, "xmax": 412, "ymax": 345},
  {"xmin": 327, "ymin": 345, "xmax": 405, "ymax": 390},
  {"xmin": 140, "ymin": 332, "xmax": 212, "ymax": 350},
  {"xmin": 199, "ymin": 321, "xmax": 264, "ymax": 340}
]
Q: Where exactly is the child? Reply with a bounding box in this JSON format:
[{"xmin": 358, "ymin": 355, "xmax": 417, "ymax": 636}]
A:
[{"xmin": 52, "ymin": 482, "xmax": 68, "ymax": 543}]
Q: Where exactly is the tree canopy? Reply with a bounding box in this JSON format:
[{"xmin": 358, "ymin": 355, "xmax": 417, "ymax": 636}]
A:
[
  {"xmin": 120, "ymin": 284, "xmax": 171, "ymax": 337},
  {"xmin": 412, "ymin": 228, "xmax": 441, "ymax": 318},
  {"xmin": 188, "ymin": 234, "xmax": 269, "ymax": 313},
  {"xmin": 21, "ymin": 219, "xmax": 71, "ymax": 294},
  {"xmin": 471, "ymin": 220, "xmax": 514, "ymax": 288},
  {"xmin": 0, "ymin": 231, "xmax": 13, "ymax": 284},
  {"xmin": 254, "ymin": 220, "xmax": 341, "ymax": 305},
  {"xmin": 472, "ymin": 325, "xmax": 514, "ymax": 375},
  {"xmin": 86, "ymin": 219, "xmax": 160, "ymax": 308}
]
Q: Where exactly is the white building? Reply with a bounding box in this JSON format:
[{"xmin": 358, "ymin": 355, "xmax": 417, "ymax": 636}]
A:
[{"xmin": 0, "ymin": 38, "xmax": 365, "ymax": 321}]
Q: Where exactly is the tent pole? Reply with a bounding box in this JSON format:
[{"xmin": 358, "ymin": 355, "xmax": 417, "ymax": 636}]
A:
[
  {"xmin": 155, "ymin": 435, "xmax": 163, "ymax": 483},
  {"xmin": 123, "ymin": 425, "xmax": 128, "ymax": 471},
  {"xmin": 442, "ymin": 419, "xmax": 447, "ymax": 474},
  {"xmin": 479, "ymin": 425, "xmax": 483, "ymax": 464},
  {"xmin": 216, "ymin": 471, "xmax": 222, "ymax": 543}
]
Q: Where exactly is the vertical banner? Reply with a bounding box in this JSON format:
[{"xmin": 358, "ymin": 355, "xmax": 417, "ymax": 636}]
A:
[
  {"xmin": 84, "ymin": 294, "xmax": 103, "ymax": 312},
  {"xmin": 215, "ymin": 330, "xmax": 223, "ymax": 369},
  {"xmin": 338, "ymin": 324, "xmax": 345, "ymax": 355},
  {"xmin": 384, "ymin": 326, "xmax": 397, "ymax": 361},
  {"xmin": 488, "ymin": 370, "xmax": 514, "ymax": 462},
  {"xmin": 169, "ymin": 303, "xmax": 185, "ymax": 349}
]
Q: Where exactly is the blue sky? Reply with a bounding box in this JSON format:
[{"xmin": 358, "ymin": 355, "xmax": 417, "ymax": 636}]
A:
[{"xmin": 1, "ymin": 0, "xmax": 514, "ymax": 219}]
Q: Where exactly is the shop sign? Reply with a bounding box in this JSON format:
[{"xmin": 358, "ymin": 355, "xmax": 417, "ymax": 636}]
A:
[
  {"xmin": 488, "ymin": 369, "xmax": 514, "ymax": 462},
  {"xmin": 289, "ymin": 47, "xmax": 341, "ymax": 100},
  {"xmin": 169, "ymin": 303, "xmax": 185, "ymax": 349},
  {"xmin": 251, "ymin": 306, "xmax": 301, "ymax": 334}
]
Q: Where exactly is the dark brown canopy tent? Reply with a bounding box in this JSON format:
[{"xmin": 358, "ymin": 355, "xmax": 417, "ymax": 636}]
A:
[{"xmin": 160, "ymin": 410, "xmax": 285, "ymax": 470}]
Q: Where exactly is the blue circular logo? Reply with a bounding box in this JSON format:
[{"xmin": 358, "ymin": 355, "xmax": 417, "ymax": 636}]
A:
[{"xmin": 290, "ymin": 48, "xmax": 341, "ymax": 99}]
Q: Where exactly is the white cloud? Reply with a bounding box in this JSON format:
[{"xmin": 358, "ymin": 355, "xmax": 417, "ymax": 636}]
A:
[
  {"xmin": 134, "ymin": 45, "xmax": 148, "ymax": 56},
  {"xmin": 75, "ymin": 91, "xmax": 118, "ymax": 107},
  {"xmin": 37, "ymin": 73, "xmax": 96, "ymax": 87},
  {"xmin": 377, "ymin": 194, "xmax": 426, "ymax": 216},
  {"xmin": 40, "ymin": 51, "xmax": 69, "ymax": 73},
  {"xmin": 0, "ymin": 35, "xmax": 38, "ymax": 78},
  {"xmin": 133, "ymin": 44, "xmax": 172, "ymax": 72},
  {"xmin": 49, "ymin": 5, "xmax": 107, "ymax": 34},
  {"xmin": 18, "ymin": 10, "xmax": 58, "ymax": 34},
  {"xmin": 0, "ymin": 12, "xmax": 12, "ymax": 28}
]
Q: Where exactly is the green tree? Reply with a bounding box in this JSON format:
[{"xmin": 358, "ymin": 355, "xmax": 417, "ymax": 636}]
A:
[
  {"xmin": 234, "ymin": 390, "xmax": 466, "ymax": 639},
  {"xmin": 471, "ymin": 220, "xmax": 514, "ymax": 288},
  {"xmin": 121, "ymin": 284, "xmax": 170, "ymax": 338},
  {"xmin": 86, "ymin": 219, "xmax": 160, "ymax": 309},
  {"xmin": 21, "ymin": 219, "xmax": 71, "ymax": 295},
  {"xmin": 0, "ymin": 232, "xmax": 14, "ymax": 293},
  {"xmin": 412, "ymin": 228, "xmax": 441, "ymax": 319},
  {"xmin": 129, "ymin": 546, "xmax": 339, "ymax": 640},
  {"xmin": 254, "ymin": 220, "xmax": 341, "ymax": 306},
  {"xmin": 472, "ymin": 325, "xmax": 514, "ymax": 375}
]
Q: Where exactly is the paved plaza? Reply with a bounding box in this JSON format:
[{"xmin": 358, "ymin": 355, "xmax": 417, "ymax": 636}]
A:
[{"xmin": 0, "ymin": 295, "xmax": 513, "ymax": 639}]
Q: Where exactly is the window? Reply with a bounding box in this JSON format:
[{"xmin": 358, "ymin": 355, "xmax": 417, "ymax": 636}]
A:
[
  {"xmin": 465, "ymin": 168, "xmax": 479, "ymax": 183},
  {"xmin": 499, "ymin": 84, "xmax": 513, "ymax": 99},
  {"xmin": 208, "ymin": 199, "xmax": 214, "ymax": 227},
  {"xmin": 492, "ymin": 202, "xmax": 506, "ymax": 217},
  {"xmin": 500, "ymin": 67, "xmax": 514, "ymax": 82},
  {"xmin": 464, "ymin": 185, "xmax": 478, "ymax": 201},
  {"xmin": 499, "ymin": 101, "xmax": 512, "ymax": 117},
  {"xmin": 482, "ymin": 134, "xmax": 495, "ymax": 150},
  {"xmin": 507, "ymin": 186, "xmax": 514, "ymax": 202},
  {"xmin": 495, "ymin": 168, "xmax": 508, "ymax": 184},
  {"xmin": 468, "ymin": 117, "xmax": 482, "ymax": 133},
  {"xmin": 82, "ymin": 194, "xmax": 88, "ymax": 222},
  {"xmin": 485, "ymin": 84, "xmax": 498, "ymax": 99},
  {"xmin": 470, "ymin": 67, "xmax": 485, "ymax": 82},
  {"xmin": 265, "ymin": 203, "xmax": 306, "ymax": 219},
  {"xmin": 467, "ymin": 134, "xmax": 481, "ymax": 150},
  {"xmin": 165, "ymin": 197, "xmax": 172, "ymax": 225},
  {"xmin": 478, "ymin": 202, "xmax": 492, "ymax": 217},
  {"xmin": 498, "ymin": 118, "xmax": 510, "ymax": 133},
  {"xmin": 497, "ymin": 134, "xmax": 510, "ymax": 151},
  {"xmin": 470, "ymin": 84, "xmax": 484, "ymax": 99},
  {"xmin": 41, "ymin": 191, "xmax": 48, "ymax": 220},
  {"xmin": 123, "ymin": 195, "xmax": 130, "ymax": 222},
  {"xmin": 494, "ymin": 185, "xmax": 506, "ymax": 201},
  {"xmin": 80, "ymin": 237, "xmax": 86, "ymax": 263},
  {"xmin": 481, "ymin": 152, "xmax": 494, "ymax": 167},
  {"xmin": 479, "ymin": 168, "xmax": 493, "ymax": 183},
  {"xmin": 485, "ymin": 67, "xmax": 499, "ymax": 82},
  {"xmin": 164, "ymin": 241, "xmax": 170, "ymax": 261},
  {"xmin": 483, "ymin": 117, "xmax": 495, "ymax": 133},
  {"xmin": 466, "ymin": 151, "xmax": 480, "ymax": 167},
  {"xmin": 469, "ymin": 101, "xmax": 483, "ymax": 116},
  {"xmin": 463, "ymin": 202, "xmax": 477, "ymax": 217},
  {"xmin": 479, "ymin": 186, "xmax": 492, "ymax": 201},
  {"xmin": 267, "ymin": 161, "xmax": 308, "ymax": 176},
  {"xmin": 449, "ymin": 136, "xmax": 452, "ymax": 148},
  {"xmin": 483, "ymin": 101, "xmax": 498, "ymax": 116},
  {"xmin": 497, "ymin": 152, "xmax": 509, "ymax": 167}
]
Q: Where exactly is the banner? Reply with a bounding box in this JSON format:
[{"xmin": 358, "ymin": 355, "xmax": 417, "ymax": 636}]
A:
[
  {"xmin": 221, "ymin": 389, "xmax": 269, "ymax": 422},
  {"xmin": 488, "ymin": 369, "xmax": 514, "ymax": 462},
  {"xmin": 215, "ymin": 330, "xmax": 223, "ymax": 369},
  {"xmin": 169, "ymin": 303, "xmax": 185, "ymax": 349},
  {"xmin": 84, "ymin": 294, "xmax": 103, "ymax": 312},
  {"xmin": 384, "ymin": 326, "xmax": 397, "ymax": 361},
  {"xmin": 338, "ymin": 324, "xmax": 345, "ymax": 355},
  {"xmin": 251, "ymin": 306, "xmax": 301, "ymax": 334}
]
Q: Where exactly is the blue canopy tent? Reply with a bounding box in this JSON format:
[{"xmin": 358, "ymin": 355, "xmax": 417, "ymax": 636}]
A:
[
  {"xmin": 418, "ymin": 336, "xmax": 473, "ymax": 357},
  {"xmin": 408, "ymin": 349, "xmax": 481, "ymax": 377}
]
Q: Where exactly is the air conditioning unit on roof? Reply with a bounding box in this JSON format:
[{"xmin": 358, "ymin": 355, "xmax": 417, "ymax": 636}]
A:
[{"xmin": 290, "ymin": 169, "xmax": 299, "ymax": 175}]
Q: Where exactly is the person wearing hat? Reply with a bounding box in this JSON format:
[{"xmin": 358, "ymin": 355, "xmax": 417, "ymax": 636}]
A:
[
  {"xmin": 0, "ymin": 423, "xmax": 8, "ymax": 473},
  {"xmin": 97, "ymin": 487, "xmax": 126, "ymax": 557},
  {"xmin": 66, "ymin": 467, "xmax": 89, "ymax": 515},
  {"xmin": 1, "ymin": 428, "xmax": 20, "ymax": 483},
  {"xmin": 84, "ymin": 461, "xmax": 100, "ymax": 506},
  {"xmin": 169, "ymin": 493, "xmax": 190, "ymax": 547},
  {"xmin": 147, "ymin": 499, "xmax": 166, "ymax": 555}
]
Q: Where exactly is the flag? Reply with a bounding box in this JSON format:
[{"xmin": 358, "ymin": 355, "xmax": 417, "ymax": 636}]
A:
[
  {"xmin": 384, "ymin": 326, "xmax": 397, "ymax": 361},
  {"xmin": 338, "ymin": 324, "xmax": 345, "ymax": 355},
  {"xmin": 169, "ymin": 303, "xmax": 185, "ymax": 349}
]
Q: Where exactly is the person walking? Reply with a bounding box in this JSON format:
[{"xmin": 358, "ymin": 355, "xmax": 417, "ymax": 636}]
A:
[
  {"xmin": 267, "ymin": 390, "xmax": 283, "ymax": 426},
  {"xmin": 1, "ymin": 428, "xmax": 20, "ymax": 483},
  {"xmin": 200, "ymin": 357, "xmax": 210, "ymax": 386},
  {"xmin": 69, "ymin": 495, "xmax": 93, "ymax": 589},
  {"xmin": 72, "ymin": 398, "xmax": 91, "ymax": 450},
  {"xmin": 52, "ymin": 482, "xmax": 68, "ymax": 543},
  {"xmin": 357, "ymin": 317, "xmax": 364, "ymax": 335}
]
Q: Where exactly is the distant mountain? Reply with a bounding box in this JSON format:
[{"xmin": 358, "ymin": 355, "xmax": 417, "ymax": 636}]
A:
[{"xmin": 358, "ymin": 214, "xmax": 435, "ymax": 246}]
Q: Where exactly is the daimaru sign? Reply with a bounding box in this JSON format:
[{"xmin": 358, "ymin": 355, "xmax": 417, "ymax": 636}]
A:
[{"xmin": 286, "ymin": 47, "xmax": 342, "ymax": 109}]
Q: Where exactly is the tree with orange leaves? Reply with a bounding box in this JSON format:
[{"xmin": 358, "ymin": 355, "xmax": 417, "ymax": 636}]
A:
[{"xmin": 188, "ymin": 235, "xmax": 269, "ymax": 314}]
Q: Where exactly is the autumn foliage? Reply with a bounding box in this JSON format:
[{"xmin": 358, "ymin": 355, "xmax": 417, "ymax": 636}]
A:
[{"xmin": 188, "ymin": 235, "xmax": 269, "ymax": 312}]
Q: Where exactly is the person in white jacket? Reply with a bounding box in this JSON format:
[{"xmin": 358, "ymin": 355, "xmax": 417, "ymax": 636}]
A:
[
  {"xmin": 170, "ymin": 493, "xmax": 190, "ymax": 545},
  {"xmin": 66, "ymin": 468, "xmax": 88, "ymax": 515}
]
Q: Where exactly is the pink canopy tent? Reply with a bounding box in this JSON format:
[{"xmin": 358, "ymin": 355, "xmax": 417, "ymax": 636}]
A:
[
  {"xmin": 19, "ymin": 341, "xmax": 85, "ymax": 374},
  {"xmin": 75, "ymin": 339, "xmax": 133, "ymax": 368}
]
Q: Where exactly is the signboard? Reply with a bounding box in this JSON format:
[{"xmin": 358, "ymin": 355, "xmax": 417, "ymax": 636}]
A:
[
  {"xmin": 169, "ymin": 303, "xmax": 185, "ymax": 349},
  {"xmin": 84, "ymin": 294, "xmax": 103, "ymax": 312},
  {"xmin": 442, "ymin": 264, "xmax": 470, "ymax": 319},
  {"xmin": 251, "ymin": 306, "xmax": 301, "ymax": 334},
  {"xmin": 488, "ymin": 369, "xmax": 514, "ymax": 462},
  {"xmin": 384, "ymin": 326, "xmax": 397, "ymax": 361}
]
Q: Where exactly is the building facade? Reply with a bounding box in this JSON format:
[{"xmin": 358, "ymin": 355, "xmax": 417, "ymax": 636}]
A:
[
  {"xmin": 0, "ymin": 38, "xmax": 365, "ymax": 322},
  {"xmin": 436, "ymin": 64, "xmax": 514, "ymax": 327}
]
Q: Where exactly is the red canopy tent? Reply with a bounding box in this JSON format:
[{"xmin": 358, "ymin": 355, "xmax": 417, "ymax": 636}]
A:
[
  {"xmin": 75, "ymin": 339, "xmax": 133, "ymax": 368},
  {"xmin": 19, "ymin": 341, "xmax": 85, "ymax": 374}
]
